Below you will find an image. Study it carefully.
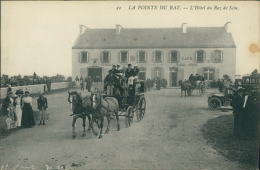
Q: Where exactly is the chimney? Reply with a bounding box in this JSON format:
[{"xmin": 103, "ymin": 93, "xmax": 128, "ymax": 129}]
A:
[
  {"xmin": 182, "ymin": 23, "xmax": 187, "ymax": 33},
  {"xmin": 224, "ymin": 22, "xmax": 231, "ymax": 33},
  {"xmin": 116, "ymin": 24, "xmax": 122, "ymax": 34},
  {"xmin": 79, "ymin": 25, "xmax": 89, "ymax": 34}
]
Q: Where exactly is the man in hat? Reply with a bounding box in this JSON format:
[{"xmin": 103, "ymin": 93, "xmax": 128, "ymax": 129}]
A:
[
  {"xmin": 128, "ymin": 65, "xmax": 139, "ymax": 85},
  {"xmin": 110, "ymin": 64, "xmax": 118, "ymax": 75},
  {"xmin": 37, "ymin": 92, "xmax": 48, "ymax": 125},
  {"xmin": 125, "ymin": 64, "xmax": 134, "ymax": 83},
  {"xmin": 104, "ymin": 70, "xmax": 117, "ymax": 96}
]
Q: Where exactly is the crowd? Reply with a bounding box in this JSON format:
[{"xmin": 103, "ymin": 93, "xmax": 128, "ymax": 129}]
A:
[
  {"xmin": 1, "ymin": 89, "xmax": 49, "ymax": 134},
  {"xmin": 1, "ymin": 72, "xmax": 68, "ymax": 90}
]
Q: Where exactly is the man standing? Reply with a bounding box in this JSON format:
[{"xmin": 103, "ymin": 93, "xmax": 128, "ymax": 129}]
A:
[
  {"xmin": 37, "ymin": 92, "xmax": 48, "ymax": 125},
  {"xmin": 104, "ymin": 70, "xmax": 117, "ymax": 96},
  {"xmin": 156, "ymin": 77, "xmax": 161, "ymax": 90},
  {"xmin": 80, "ymin": 76, "xmax": 84, "ymax": 91}
]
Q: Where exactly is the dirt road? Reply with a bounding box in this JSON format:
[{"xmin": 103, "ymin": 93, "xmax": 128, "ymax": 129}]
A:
[{"xmin": 0, "ymin": 88, "xmax": 246, "ymax": 170}]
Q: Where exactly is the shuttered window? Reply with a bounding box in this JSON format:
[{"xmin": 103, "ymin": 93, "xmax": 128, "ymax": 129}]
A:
[
  {"xmin": 103, "ymin": 52, "xmax": 109, "ymax": 63},
  {"xmin": 197, "ymin": 51, "xmax": 204, "ymax": 62},
  {"xmin": 120, "ymin": 51, "xmax": 128, "ymax": 63},
  {"xmin": 171, "ymin": 51, "xmax": 178, "ymax": 63},
  {"xmin": 155, "ymin": 51, "xmax": 162, "ymax": 63},
  {"xmin": 81, "ymin": 51, "xmax": 88, "ymax": 63},
  {"xmin": 213, "ymin": 50, "xmax": 223, "ymax": 63},
  {"xmin": 139, "ymin": 51, "xmax": 146, "ymax": 63}
]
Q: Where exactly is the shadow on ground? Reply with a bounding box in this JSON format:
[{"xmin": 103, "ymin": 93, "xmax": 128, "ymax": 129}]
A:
[{"xmin": 201, "ymin": 114, "xmax": 259, "ymax": 169}]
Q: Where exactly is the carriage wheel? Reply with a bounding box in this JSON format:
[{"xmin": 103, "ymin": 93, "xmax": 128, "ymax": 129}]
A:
[
  {"xmin": 137, "ymin": 97, "xmax": 146, "ymax": 121},
  {"xmin": 125, "ymin": 106, "xmax": 134, "ymax": 127}
]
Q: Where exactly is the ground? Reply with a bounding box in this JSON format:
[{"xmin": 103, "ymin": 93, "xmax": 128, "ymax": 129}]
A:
[{"xmin": 0, "ymin": 87, "xmax": 258, "ymax": 170}]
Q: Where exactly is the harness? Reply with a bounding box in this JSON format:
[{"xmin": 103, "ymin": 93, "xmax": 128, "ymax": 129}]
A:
[{"xmin": 97, "ymin": 97, "xmax": 112, "ymax": 112}]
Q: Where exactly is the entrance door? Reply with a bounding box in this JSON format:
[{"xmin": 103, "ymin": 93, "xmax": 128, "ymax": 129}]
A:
[
  {"xmin": 88, "ymin": 68, "xmax": 102, "ymax": 82},
  {"xmin": 171, "ymin": 72, "xmax": 177, "ymax": 86}
]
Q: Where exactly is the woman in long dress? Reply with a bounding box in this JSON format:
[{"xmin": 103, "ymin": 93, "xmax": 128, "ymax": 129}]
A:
[
  {"xmin": 2, "ymin": 91, "xmax": 16, "ymax": 131},
  {"xmin": 15, "ymin": 90, "xmax": 23, "ymax": 127},
  {"xmin": 21, "ymin": 91, "xmax": 35, "ymax": 128}
]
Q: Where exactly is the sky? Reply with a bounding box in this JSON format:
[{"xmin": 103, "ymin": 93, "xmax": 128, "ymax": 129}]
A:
[{"xmin": 1, "ymin": 1, "xmax": 259, "ymax": 78}]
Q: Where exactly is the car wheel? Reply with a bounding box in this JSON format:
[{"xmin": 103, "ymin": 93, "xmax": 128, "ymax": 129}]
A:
[{"xmin": 208, "ymin": 98, "xmax": 222, "ymax": 110}]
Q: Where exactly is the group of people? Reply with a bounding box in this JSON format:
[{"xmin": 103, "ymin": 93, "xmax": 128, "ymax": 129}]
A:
[
  {"xmin": 1, "ymin": 73, "xmax": 52, "ymax": 90},
  {"xmin": 75, "ymin": 76, "xmax": 93, "ymax": 92},
  {"xmin": 188, "ymin": 74, "xmax": 205, "ymax": 86},
  {"xmin": 104, "ymin": 64, "xmax": 140, "ymax": 97},
  {"xmin": 145, "ymin": 77, "xmax": 167, "ymax": 91},
  {"xmin": 1, "ymin": 89, "xmax": 49, "ymax": 133}
]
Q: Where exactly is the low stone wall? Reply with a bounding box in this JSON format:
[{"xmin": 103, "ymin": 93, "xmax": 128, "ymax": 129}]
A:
[
  {"xmin": 50, "ymin": 82, "xmax": 69, "ymax": 90},
  {"xmin": 1, "ymin": 84, "xmax": 46, "ymax": 99}
]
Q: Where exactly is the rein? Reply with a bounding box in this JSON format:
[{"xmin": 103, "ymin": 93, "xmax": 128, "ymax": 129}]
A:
[{"xmin": 94, "ymin": 93, "xmax": 112, "ymax": 112}]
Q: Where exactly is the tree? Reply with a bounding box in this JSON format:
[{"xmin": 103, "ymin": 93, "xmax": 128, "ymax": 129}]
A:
[{"xmin": 251, "ymin": 69, "xmax": 258, "ymax": 76}]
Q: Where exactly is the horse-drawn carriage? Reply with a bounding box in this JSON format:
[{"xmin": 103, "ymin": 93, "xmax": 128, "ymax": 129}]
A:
[
  {"xmin": 103, "ymin": 79, "xmax": 146, "ymax": 127},
  {"xmin": 68, "ymin": 79, "xmax": 146, "ymax": 139},
  {"xmin": 188, "ymin": 80, "xmax": 205, "ymax": 96}
]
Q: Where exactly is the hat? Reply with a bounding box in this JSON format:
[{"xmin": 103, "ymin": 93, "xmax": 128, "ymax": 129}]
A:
[
  {"xmin": 7, "ymin": 91, "xmax": 13, "ymax": 95},
  {"xmin": 128, "ymin": 64, "xmax": 132, "ymax": 67},
  {"xmin": 39, "ymin": 92, "xmax": 44, "ymax": 96},
  {"xmin": 25, "ymin": 91, "xmax": 30, "ymax": 94},
  {"xmin": 15, "ymin": 89, "xmax": 24, "ymax": 95},
  {"xmin": 117, "ymin": 64, "xmax": 121, "ymax": 67}
]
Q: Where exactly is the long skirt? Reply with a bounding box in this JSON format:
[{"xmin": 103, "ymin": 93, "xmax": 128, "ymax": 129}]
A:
[
  {"xmin": 15, "ymin": 105, "xmax": 22, "ymax": 127},
  {"xmin": 21, "ymin": 103, "xmax": 35, "ymax": 127}
]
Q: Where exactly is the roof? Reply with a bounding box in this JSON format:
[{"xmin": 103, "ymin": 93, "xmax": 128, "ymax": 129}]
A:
[{"xmin": 72, "ymin": 27, "xmax": 236, "ymax": 49}]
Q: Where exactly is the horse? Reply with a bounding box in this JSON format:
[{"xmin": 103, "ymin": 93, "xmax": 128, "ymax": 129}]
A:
[
  {"xmin": 91, "ymin": 90, "xmax": 120, "ymax": 139},
  {"xmin": 178, "ymin": 80, "xmax": 191, "ymax": 98},
  {"xmin": 68, "ymin": 91, "xmax": 96, "ymax": 138}
]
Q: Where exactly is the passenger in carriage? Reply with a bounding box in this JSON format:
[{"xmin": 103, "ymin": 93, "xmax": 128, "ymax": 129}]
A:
[
  {"xmin": 104, "ymin": 70, "xmax": 117, "ymax": 97},
  {"xmin": 125, "ymin": 64, "xmax": 134, "ymax": 83},
  {"xmin": 128, "ymin": 65, "xmax": 139, "ymax": 86},
  {"xmin": 110, "ymin": 65, "xmax": 118, "ymax": 74},
  {"xmin": 189, "ymin": 74, "xmax": 194, "ymax": 81}
]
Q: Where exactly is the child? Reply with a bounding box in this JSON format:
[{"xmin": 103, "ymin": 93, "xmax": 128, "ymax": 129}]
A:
[{"xmin": 37, "ymin": 92, "xmax": 48, "ymax": 125}]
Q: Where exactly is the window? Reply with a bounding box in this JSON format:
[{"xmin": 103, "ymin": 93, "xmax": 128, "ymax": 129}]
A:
[
  {"xmin": 103, "ymin": 52, "xmax": 109, "ymax": 63},
  {"xmin": 79, "ymin": 51, "xmax": 88, "ymax": 63},
  {"xmin": 170, "ymin": 51, "xmax": 179, "ymax": 63},
  {"xmin": 213, "ymin": 50, "xmax": 222, "ymax": 63},
  {"xmin": 155, "ymin": 51, "xmax": 162, "ymax": 63},
  {"xmin": 138, "ymin": 51, "xmax": 146, "ymax": 63},
  {"xmin": 138, "ymin": 67, "xmax": 146, "ymax": 80},
  {"xmin": 204, "ymin": 69, "xmax": 214, "ymax": 80},
  {"xmin": 153, "ymin": 67, "xmax": 162, "ymax": 79},
  {"xmin": 196, "ymin": 50, "xmax": 205, "ymax": 63},
  {"xmin": 120, "ymin": 51, "xmax": 128, "ymax": 63}
]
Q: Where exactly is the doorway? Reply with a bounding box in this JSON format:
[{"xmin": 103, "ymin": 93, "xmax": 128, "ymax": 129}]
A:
[
  {"xmin": 171, "ymin": 72, "xmax": 178, "ymax": 86},
  {"xmin": 88, "ymin": 67, "xmax": 102, "ymax": 82}
]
